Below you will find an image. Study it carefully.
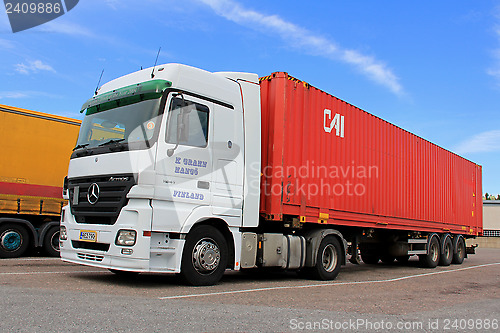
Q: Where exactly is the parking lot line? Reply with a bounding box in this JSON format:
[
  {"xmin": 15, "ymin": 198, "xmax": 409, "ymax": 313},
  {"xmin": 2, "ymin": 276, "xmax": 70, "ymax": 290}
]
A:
[
  {"xmin": 0, "ymin": 270, "xmax": 105, "ymax": 275},
  {"xmin": 158, "ymin": 262, "xmax": 500, "ymax": 300},
  {"xmin": 1, "ymin": 257, "xmax": 61, "ymax": 261}
]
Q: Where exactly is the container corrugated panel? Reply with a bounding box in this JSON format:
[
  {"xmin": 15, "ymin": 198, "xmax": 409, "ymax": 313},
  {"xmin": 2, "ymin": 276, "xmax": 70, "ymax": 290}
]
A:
[
  {"xmin": 259, "ymin": 73, "xmax": 483, "ymax": 236},
  {"xmin": 0, "ymin": 105, "xmax": 81, "ymax": 216}
]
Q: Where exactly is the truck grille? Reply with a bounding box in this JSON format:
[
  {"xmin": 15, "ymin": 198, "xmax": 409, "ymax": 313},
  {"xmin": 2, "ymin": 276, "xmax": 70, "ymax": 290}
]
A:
[
  {"xmin": 77, "ymin": 253, "xmax": 104, "ymax": 262},
  {"xmin": 68, "ymin": 174, "xmax": 136, "ymax": 225}
]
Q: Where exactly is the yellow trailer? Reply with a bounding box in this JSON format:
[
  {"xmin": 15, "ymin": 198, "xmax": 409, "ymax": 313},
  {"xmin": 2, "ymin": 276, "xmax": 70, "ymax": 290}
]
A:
[{"xmin": 0, "ymin": 104, "xmax": 80, "ymax": 257}]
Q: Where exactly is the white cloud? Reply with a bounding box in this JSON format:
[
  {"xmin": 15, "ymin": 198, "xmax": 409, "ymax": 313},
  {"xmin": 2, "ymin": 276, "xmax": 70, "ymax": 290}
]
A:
[
  {"xmin": 0, "ymin": 38, "xmax": 15, "ymax": 49},
  {"xmin": 104, "ymin": 0, "xmax": 120, "ymax": 10},
  {"xmin": 15, "ymin": 60, "xmax": 56, "ymax": 75},
  {"xmin": 454, "ymin": 130, "xmax": 500, "ymax": 154},
  {"xmin": 0, "ymin": 91, "xmax": 29, "ymax": 99},
  {"xmin": 197, "ymin": 0, "xmax": 403, "ymax": 95},
  {"xmin": 38, "ymin": 20, "xmax": 95, "ymax": 38},
  {"xmin": 488, "ymin": 7, "xmax": 500, "ymax": 84},
  {"xmin": 487, "ymin": 27, "xmax": 500, "ymax": 82},
  {"xmin": 0, "ymin": 90, "xmax": 62, "ymax": 100}
]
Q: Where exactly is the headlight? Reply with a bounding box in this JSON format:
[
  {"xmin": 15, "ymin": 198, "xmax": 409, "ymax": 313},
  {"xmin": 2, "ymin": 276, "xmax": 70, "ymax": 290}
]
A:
[
  {"xmin": 60, "ymin": 226, "xmax": 67, "ymax": 240},
  {"xmin": 116, "ymin": 230, "xmax": 136, "ymax": 246}
]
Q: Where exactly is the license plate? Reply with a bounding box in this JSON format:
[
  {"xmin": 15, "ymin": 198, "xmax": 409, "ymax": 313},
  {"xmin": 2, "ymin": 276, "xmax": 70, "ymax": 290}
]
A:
[{"xmin": 79, "ymin": 230, "xmax": 97, "ymax": 242}]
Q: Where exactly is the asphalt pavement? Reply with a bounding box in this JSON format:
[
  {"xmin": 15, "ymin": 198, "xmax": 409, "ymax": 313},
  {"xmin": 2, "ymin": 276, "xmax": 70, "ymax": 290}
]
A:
[{"xmin": 0, "ymin": 248, "xmax": 498, "ymax": 332}]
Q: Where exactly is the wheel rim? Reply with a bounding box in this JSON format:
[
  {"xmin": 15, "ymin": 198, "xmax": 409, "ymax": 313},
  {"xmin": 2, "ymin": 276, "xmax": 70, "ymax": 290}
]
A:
[
  {"xmin": 430, "ymin": 242, "xmax": 439, "ymax": 262},
  {"xmin": 321, "ymin": 244, "xmax": 337, "ymax": 272},
  {"xmin": 444, "ymin": 242, "xmax": 451, "ymax": 259},
  {"xmin": 50, "ymin": 231, "xmax": 60, "ymax": 252},
  {"xmin": 192, "ymin": 237, "xmax": 220, "ymax": 274},
  {"xmin": 1, "ymin": 230, "xmax": 22, "ymax": 251}
]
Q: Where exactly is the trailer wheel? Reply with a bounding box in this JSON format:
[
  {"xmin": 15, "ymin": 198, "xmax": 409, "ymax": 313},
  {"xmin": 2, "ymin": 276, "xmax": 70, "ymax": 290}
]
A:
[
  {"xmin": 361, "ymin": 254, "xmax": 379, "ymax": 265},
  {"xmin": 310, "ymin": 236, "xmax": 342, "ymax": 280},
  {"xmin": 452, "ymin": 237, "xmax": 465, "ymax": 265},
  {"xmin": 439, "ymin": 237, "xmax": 453, "ymax": 266},
  {"xmin": 180, "ymin": 225, "xmax": 228, "ymax": 286},
  {"xmin": 419, "ymin": 235, "xmax": 440, "ymax": 268},
  {"xmin": 0, "ymin": 223, "xmax": 30, "ymax": 258},
  {"xmin": 42, "ymin": 226, "xmax": 60, "ymax": 257}
]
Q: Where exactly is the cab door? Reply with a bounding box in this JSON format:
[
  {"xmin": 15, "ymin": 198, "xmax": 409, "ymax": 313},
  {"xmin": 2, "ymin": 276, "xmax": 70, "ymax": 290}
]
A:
[
  {"xmin": 210, "ymin": 102, "xmax": 244, "ymax": 219},
  {"xmin": 153, "ymin": 93, "xmax": 213, "ymax": 231}
]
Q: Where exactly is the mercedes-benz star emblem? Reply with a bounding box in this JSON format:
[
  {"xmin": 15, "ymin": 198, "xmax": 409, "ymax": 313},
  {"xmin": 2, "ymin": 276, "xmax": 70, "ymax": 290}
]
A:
[{"xmin": 87, "ymin": 183, "xmax": 100, "ymax": 205}]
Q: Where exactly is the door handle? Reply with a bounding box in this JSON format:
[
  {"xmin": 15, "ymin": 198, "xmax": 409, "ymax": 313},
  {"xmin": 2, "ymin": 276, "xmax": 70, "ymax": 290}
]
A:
[{"xmin": 197, "ymin": 181, "xmax": 210, "ymax": 189}]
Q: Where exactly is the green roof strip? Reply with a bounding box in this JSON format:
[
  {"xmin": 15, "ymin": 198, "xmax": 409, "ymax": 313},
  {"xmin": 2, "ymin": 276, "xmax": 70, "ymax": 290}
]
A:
[{"xmin": 80, "ymin": 79, "xmax": 172, "ymax": 113}]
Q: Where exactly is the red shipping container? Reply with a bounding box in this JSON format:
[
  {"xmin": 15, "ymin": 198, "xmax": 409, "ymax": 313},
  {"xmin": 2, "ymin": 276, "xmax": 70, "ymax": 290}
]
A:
[{"xmin": 259, "ymin": 72, "xmax": 483, "ymax": 236}]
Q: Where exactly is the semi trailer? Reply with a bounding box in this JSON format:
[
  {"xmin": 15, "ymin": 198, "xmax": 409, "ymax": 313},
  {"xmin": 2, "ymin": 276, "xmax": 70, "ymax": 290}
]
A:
[
  {"xmin": 60, "ymin": 64, "xmax": 482, "ymax": 285},
  {"xmin": 0, "ymin": 104, "xmax": 80, "ymax": 258}
]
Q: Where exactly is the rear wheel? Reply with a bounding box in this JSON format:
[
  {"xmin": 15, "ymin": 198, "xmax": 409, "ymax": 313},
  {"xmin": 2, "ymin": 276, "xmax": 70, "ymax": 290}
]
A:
[
  {"xmin": 439, "ymin": 237, "xmax": 453, "ymax": 266},
  {"xmin": 180, "ymin": 225, "xmax": 228, "ymax": 286},
  {"xmin": 42, "ymin": 226, "xmax": 60, "ymax": 257},
  {"xmin": 310, "ymin": 236, "xmax": 342, "ymax": 280},
  {"xmin": 419, "ymin": 236, "xmax": 440, "ymax": 268},
  {"xmin": 0, "ymin": 224, "xmax": 30, "ymax": 258},
  {"xmin": 452, "ymin": 237, "xmax": 465, "ymax": 265}
]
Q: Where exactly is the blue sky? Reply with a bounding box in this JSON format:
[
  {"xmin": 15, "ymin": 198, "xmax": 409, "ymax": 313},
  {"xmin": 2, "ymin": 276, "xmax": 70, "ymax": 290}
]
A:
[{"xmin": 1, "ymin": 0, "xmax": 499, "ymax": 194}]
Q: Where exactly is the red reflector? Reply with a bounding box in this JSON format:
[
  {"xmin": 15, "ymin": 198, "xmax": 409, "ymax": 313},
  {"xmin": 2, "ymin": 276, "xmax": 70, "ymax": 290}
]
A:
[{"xmin": 143, "ymin": 231, "xmax": 151, "ymax": 237}]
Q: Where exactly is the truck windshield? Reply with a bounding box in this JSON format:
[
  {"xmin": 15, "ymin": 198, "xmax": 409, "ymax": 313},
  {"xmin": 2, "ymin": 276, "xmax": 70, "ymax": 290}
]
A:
[{"xmin": 76, "ymin": 97, "xmax": 162, "ymax": 149}]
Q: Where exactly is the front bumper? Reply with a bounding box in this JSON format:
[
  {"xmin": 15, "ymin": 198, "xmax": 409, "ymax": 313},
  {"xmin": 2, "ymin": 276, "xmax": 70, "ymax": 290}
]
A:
[{"xmin": 60, "ymin": 199, "xmax": 185, "ymax": 273}]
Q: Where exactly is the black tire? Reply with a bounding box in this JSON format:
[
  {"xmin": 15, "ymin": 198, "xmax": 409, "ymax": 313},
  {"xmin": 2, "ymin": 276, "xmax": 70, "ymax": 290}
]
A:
[
  {"xmin": 452, "ymin": 237, "xmax": 465, "ymax": 265},
  {"xmin": 361, "ymin": 254, "xmax": 379, "ymax": 265},
  {"xmin": 109, "ymin": 269, "xmax": 140, "ymax": 277},
  {"xmin": 42, "ymin": 226, "xmax": 60, "ymax": 257},
  {"xmin": 310, "ymin": 236, "xmax": 342, "ymax": 280},
  {"xmin": 439, "ymin": 237, "xmax": 453, "ymax": 266},
  {"xmin": 0, "ymin": 223, "xmax": 30, "ymax": 258},
  {"xmin": 419, "ymin": 235, "xmax": 440, "ymax": 268},
  {"xmin": 179, "ymin": 225, "xmax": 228, "ymax": 286}
]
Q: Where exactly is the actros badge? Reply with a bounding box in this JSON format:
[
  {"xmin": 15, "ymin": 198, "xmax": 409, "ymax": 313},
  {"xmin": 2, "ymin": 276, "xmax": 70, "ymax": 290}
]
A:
[{"xmin": 4, "ymin": 0, "xmax": 79, "ymax": 33}]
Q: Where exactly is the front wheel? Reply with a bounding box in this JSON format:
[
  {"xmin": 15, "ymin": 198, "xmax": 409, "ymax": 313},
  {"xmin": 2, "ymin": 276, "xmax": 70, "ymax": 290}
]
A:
[
  {"xmin": 0, "ymin": 223, "xmax": 30, "ymax": 258},
  {"xmin": 310, "ymin": 236, "xmax": 342, "ymax": 280},
  {"xmin": 180, "ymin": 225, "xmax": 228, "ymax": 286}
]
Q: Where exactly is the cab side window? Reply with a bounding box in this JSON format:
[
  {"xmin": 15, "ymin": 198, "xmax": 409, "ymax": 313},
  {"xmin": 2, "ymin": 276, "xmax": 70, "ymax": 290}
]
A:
[{"xmin": 166, "ymin": 97, "xmax": 209, "ymax": 148}]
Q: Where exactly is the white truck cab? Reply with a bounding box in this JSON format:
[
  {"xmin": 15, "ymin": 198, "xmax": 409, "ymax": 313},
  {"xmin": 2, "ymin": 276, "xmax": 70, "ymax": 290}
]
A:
[{"xmin": 60, "ymin": 64, "xmax": 263, "ymax": 285}]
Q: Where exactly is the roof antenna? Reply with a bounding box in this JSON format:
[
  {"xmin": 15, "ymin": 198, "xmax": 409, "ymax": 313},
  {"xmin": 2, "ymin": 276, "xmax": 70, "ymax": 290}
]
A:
[
  {"xmin": 94, "ymin": 69, "xmax": 104, "ymax": 96},
  {"xmin": 151, "ymin": 47, "xmax": 161, "ymax": 79}
]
